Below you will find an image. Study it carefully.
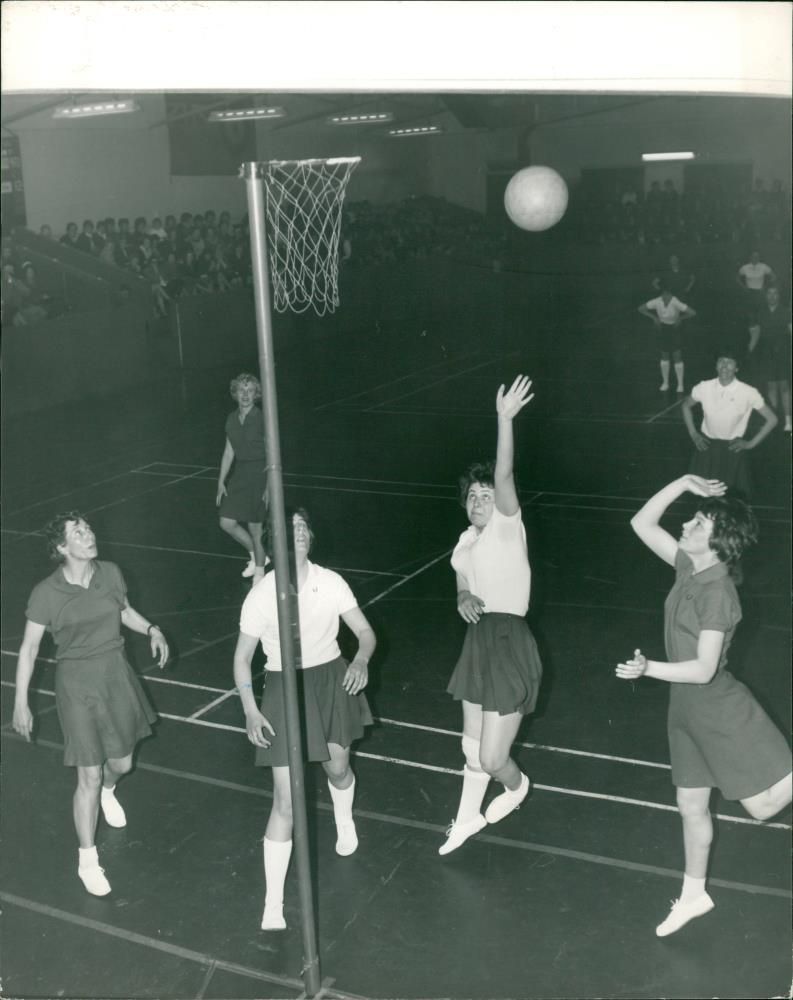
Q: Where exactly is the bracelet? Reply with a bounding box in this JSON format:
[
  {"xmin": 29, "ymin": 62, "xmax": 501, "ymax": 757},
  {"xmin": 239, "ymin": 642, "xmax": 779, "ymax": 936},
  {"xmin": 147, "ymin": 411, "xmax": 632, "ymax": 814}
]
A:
[
  {"xmin": 239, "ymin": 682, "xmax": 253, "ymax": 690},
  {"xmin": 147, "ymin": 624, "xmax": 161, "ymax": 636}
]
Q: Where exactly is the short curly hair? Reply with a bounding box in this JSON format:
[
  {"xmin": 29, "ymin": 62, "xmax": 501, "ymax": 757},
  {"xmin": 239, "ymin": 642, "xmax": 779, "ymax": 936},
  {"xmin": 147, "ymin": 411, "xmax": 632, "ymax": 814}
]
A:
[
  {"xmin": 43, "ymin": 511, "xmax": 87, "ymax": 562},
  {"xmin": 458, "ymin": 461, "xmax": 495, "ymax": 508},
  {"xmin": 229, "ymin": 373, "xmax": 262, "ymax": 401},
  {"xmin": 699, "ymin": 495, "xmax": 759, "ymax": 567}
]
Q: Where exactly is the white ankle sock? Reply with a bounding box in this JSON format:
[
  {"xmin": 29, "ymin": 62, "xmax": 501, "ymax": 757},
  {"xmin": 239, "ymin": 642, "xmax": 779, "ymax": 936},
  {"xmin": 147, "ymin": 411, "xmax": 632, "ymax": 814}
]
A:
[
  {"xmin": 328, "ymin": 776, "xmax": 355, "ymax": 825},
  {"xmin": 78, "ymin": 846, "xmax": 99, "ymax": 868},
  {"xmin": 455, "ymin": 765, "xmax": 490, "ymax": 824},
  {"xmin": 680, "ymin": 874, "xmax": 706, "ymax": 902},
  {"xmin": 263, "ymin": 837, "xmax": 292, "ymax": 910}
]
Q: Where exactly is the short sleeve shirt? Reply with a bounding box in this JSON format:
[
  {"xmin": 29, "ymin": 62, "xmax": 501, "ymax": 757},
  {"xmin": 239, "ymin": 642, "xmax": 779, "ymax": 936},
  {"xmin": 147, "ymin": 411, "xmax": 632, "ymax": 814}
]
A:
[
  {"xmin": 645, "ymin": 296, "xmax": 689, "ymax": 325},
  {"xmin": 663, "ymin": 550, "xmax": 741, "ymax": 671},
  {"xmin": 738, "ymin": 262, "xmax": 773, "ymax": 290},
  {"xmin": 239, "ymin": 562, "xmax": 358, "ymax": 670},
  {"xmin": 451, "ymin": 506, "xmax": 531, "ymax": 617},
  {"xmin": 224, "ymin": 407, "xmax": 266, "ymax": 462},
  {"xmin": 25, "ymin": 561, "xmax": 127, "ymax": 662},
  {"xmin": 691, "ymin": 377, "xmax": 765, "ymax": 440}
]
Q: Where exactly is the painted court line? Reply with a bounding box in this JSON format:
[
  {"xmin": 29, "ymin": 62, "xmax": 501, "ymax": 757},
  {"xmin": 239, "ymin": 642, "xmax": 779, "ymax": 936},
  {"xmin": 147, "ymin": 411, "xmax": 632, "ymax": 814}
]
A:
[
  {"xmin": 189, "ymin": 690, "xmax": 238, "ymax": 720},
  {"xmin": 366, "ymin": 356, "xmax": 511, "ymax": 411},
  {"xmin": 313, "ymin": 350, "xmax": 481, "ymax": 412},
  {"xmin": 3, "ymin": 736, "xmax": 788, "ymax": 899},
  {"xmin": 375, "ymin": 716, "xmax": 671, "ymax": 770},
  {"xmin": 84, "ymin": 467, "xmax": 213, "ymax": 516},
  {"xmin": 646, "ymin": 396, "xmax": 685, "ymax": 423},
  {"xmin": 361, "ymin": 551, "xmax": 452, "ymax": 608},
  {"xmin": 0, "ymin": 893, "xmax": 334, "ymax": 997}
]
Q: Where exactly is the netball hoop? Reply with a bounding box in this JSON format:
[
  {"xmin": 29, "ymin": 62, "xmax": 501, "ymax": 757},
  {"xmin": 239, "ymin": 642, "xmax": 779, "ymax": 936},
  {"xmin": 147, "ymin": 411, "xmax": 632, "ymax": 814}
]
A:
[
  {"xmin": 240, "ymin": 157, "xmax": 358, "ymax": 1000},
  {"xmin": 244, "ymin": 156, "xmax": 359, "ymax": 315}
]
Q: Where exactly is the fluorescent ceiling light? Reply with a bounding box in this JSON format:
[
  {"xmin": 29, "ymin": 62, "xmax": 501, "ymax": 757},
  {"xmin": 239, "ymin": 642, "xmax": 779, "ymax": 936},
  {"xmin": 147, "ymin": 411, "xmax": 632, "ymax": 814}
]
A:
[
  {"xmin": 328, "ymin": 112, "xmax": 394, "ymax": 125},
  {"xmin": 208, "ymin": 107, "xmax": 285, "ymax": 122},
  {"xmin": 388, "ymin": 125, "xmax": 443, "ymax": 137},
  {"xmin": 642, "ymin": 152, "xmax": 695, "ymax": 161},
  {"xmin": 53, "ymin": 100, "xmax": 139, "ymax": 119}
]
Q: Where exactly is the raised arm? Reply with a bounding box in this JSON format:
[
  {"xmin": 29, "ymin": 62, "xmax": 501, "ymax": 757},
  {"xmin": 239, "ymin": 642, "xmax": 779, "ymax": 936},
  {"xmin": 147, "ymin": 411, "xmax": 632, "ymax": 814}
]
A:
[
  {"xmin": 630, "ymin": 475, "xmax": 726, "ymax": 566},
  {"xmin": 13, "ymin": 620, "xmax": 46, "ymax": 740},
  {"xmin": 494, "ymin": 375, "xmax": 534, "ymax": 516}
]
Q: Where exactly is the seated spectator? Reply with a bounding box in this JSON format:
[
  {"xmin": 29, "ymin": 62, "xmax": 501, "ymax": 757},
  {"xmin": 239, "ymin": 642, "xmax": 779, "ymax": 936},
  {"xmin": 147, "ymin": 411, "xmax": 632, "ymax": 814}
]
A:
[
  {"xmin": 204, "ymin": 209, "xmax": 217, "ymax": 228},
  {"xmin": 60, "ymin": 222, "xmax": 80, "ymax": 250},
  {"xmin": 117, "ymin": 218, "xmax": 131, "ymax": 240},
  {"xmin": 114, "ymin": 234, "xmax": 132, "ymax": 268},
  {"xmin": 75, "ymin": 220, "xmax": 95, "ymax": 253},
  {"xmin": 149, "ymin": 216, "xmax": 167, "ymax": 241},
  {"xmin": 132, "ymin": 216, "xmax": 148, "ymax": 247},
  {"xmin": 39, "ymin": 224, "xmax": 55, "ymax": 240},
  {"xmin": 92, "ymin": 221, "xmax": 108, "ymax": 255},
  {"xmin": 104, "ymin": 218, "xmax": 118, "ymax": 244}
]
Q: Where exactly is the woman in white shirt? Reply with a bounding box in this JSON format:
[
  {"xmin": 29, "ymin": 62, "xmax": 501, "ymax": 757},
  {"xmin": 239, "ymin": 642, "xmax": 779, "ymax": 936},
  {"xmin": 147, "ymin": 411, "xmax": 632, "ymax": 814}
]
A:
[
  {"xmin": 439, "ymin": 375, "xmax": 543, "ymax": 855},
  {"xmin": 638, "ymin": 287, "xmax": 697, "ymax": 393},
  {"xmin": 233, "ymin": 509, "xmax": 376, "ymax": 930}
]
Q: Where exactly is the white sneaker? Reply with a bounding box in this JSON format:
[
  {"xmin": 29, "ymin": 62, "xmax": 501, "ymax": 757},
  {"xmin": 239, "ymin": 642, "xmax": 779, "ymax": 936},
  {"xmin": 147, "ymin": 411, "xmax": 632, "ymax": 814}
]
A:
[
  {"xmin": 484, "ymin": 773, "xmax": 530, "ymax": 825},
  {"xmin": 261, "ymin": 904, "xmax": 286, "ymax": 931},
  {"xmin": 100, "ymin": 787, "xmax": 127, "ymax": 828},
  {"xmin": 438, "ymin": 813, "xmax": 487, "ymax": 855},
  {"xmin": 784, "ymin": 417, "xmax": 792, "ymax": 433},
  {"xmin": 655, "ymin": 893, "xmax": 714, "ymax": 937},
  {"xmin": 78, "ymin": 864, "xmax": 112, "ymax": 896},
  {"xmin": 241, "ymin": 556, "xmax": 256, "ymax": 578},
  {"xmin": 659, "ymin": 383, "xmax": 670, "ymax": 391},
  {"xmin": 335, "ymin": 821, "xmax": 358, "ymax": 857}
]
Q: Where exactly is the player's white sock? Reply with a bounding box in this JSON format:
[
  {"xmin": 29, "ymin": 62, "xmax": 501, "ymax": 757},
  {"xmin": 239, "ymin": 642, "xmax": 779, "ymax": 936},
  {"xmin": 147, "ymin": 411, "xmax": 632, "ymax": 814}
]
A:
[
  {"xmin": 680, "ymin": 873, "xmax": 707, "ymax": 903},
  {"xmin": 455, "ymin": 765, "xmax": 490, "ymax": 824},
  {"xmin": 262, "ymin": 837, "xmax": 292, "ymax": 923},
  {"xmin": 659, "ymin": 359, "xmax": 670, "ymax": 389},
  {"xmin": 674, "ymin": 361, "xmax": 685, "ymax": 392},
  {"xmin": 328, "ymin": 776, "xmax": 355, "ymax": 825}
]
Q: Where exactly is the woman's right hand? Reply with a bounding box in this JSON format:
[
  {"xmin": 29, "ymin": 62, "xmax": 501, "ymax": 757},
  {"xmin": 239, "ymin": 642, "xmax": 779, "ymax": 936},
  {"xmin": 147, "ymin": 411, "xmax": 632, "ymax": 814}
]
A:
[
  {"xmin": 681, "ymin": 474, "xmax": 726, "ymax": 497},
  {"xmin": 216, "ymin": 483, "xmax": 227, "ymax": 506},
  {"xmin": 457, "ymin": 590, "xmax": 486, "ymax": 624},
  {"xmin": 690, "ymin": 432, "xmax": 709, "ymax": 452},
  {"xmin": 13, "ymin": 702, "xmax": 33, "ymax": 741},
  {"xmin": 245, "ymin": 709, "xmax": 275, "ymax": 749}
]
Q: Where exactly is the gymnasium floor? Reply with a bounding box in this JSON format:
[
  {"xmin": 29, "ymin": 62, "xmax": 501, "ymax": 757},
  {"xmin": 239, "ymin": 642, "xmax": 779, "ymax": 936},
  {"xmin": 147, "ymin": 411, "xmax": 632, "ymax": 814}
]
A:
[{"xmin": 1, "ymin": 266, "xmax": 791, "ymax": 999}]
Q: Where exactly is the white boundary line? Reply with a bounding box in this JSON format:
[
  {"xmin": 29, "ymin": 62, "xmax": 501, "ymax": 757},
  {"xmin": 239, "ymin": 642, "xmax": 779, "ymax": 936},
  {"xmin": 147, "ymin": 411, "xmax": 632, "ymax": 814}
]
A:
[
  {"xmin": 374, "ymin": 716, "xmax": 671, "ymax": 769},
  {"xmin": 3, "ymin": 679, "xmax": 787, "ymax": 830},
  {"xmin": 313, "ymin": 350, "xmax": 482, "ymax": 412},
  {"xmin": 365, "ymin": 356, "xmax": 510, "ymax": 411},
  {"xmin": 361, "ymin": 550, "xmax": 452, "ymax": 607},
  {"xmin": 646, "ymin": 396, "xmax": 685, "ymax": 424}
]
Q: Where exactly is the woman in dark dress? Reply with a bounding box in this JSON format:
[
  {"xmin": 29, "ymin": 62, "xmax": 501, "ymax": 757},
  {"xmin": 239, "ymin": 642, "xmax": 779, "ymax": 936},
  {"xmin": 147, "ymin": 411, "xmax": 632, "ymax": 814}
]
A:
[
  {"xmin": 13, "ymin": 513, "xmax": 169, "ymax": 896},
  {"xmin": 616, "ymin": 476, "xmax": 791, "ymax": 937},
  {"xmin": 216, "ymin": 373, "xmax": 269, "ymax": 581}
]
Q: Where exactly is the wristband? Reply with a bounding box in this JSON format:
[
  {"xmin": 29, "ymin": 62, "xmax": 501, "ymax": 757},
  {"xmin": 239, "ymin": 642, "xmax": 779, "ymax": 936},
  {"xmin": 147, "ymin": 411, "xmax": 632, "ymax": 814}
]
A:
[
  {"xmin": 239, "ymin": 683, "xmax": 253, "ymax": 690},
  {"xmin": 147, "ymin": 624, "xmax": 161, "ymax": 636}
]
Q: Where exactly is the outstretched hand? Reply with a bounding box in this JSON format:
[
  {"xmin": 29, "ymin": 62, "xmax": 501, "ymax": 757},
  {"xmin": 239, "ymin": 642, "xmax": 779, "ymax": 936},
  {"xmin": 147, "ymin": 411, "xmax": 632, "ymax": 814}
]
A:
[
  {"xmin": 615, "ymin": 649, "xmax": 648, "ymax": 681},
  {"xmin": 681, "ymin": 474, "xmax": 727, "ymax": 498},
  {"xmin": 496, "ymin": 375, "xmax": 534, "ymax": 420}
]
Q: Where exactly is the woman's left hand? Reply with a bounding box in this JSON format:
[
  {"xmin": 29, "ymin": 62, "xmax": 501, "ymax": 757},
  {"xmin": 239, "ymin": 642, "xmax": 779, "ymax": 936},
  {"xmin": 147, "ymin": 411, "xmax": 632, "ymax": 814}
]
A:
[
  {"xmin": 149, "ymin": 629, "xmax": 170, "ymax": 669},
  {"xmin": 615, "ymin": 648, "xmax": 647, "ymax": 680},
  {"xmin": 496, "ymin": 375, "xmax": 534, "ymax": 420},
  {"xmin": 343, "ymin": 657, "xmax": 368, "ymax": 695}
]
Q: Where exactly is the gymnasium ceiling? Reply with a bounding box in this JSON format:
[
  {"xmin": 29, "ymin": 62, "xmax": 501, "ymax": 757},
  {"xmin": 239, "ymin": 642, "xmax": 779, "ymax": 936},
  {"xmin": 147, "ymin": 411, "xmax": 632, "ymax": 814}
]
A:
[{"xmin": 3, "ymin": 90, "xmax": 778, "ymax": 136}]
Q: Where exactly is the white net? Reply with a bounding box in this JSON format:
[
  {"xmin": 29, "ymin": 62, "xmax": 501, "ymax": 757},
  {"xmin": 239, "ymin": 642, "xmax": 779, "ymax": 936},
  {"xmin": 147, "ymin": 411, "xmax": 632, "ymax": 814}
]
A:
[{"xmin": 262, "ymin": 157, "xmax": 360, "ymax": 315}]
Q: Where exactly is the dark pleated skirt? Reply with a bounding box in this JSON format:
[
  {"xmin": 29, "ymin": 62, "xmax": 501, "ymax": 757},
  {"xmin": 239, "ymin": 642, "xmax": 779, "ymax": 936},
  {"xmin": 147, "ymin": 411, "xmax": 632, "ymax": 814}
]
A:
[
  {"xmin": 255, "ymin": 657, "xmax": 373, "ymax": 767},
  {"xmin": 219, "ymin": 459, "xmax": 267, "ymax": 523},
  {"xmin": 447, "ymin": 613, "xmax": 542, "ymax": 716},
  {"xmin": 55, "ymin": 649, "xmax": 157, "ymax": 766},
  {"xmin": 689, "ymin": 437, "xmax": 751, "ymax": 498}
]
